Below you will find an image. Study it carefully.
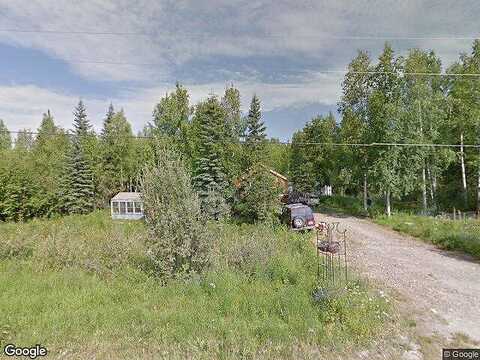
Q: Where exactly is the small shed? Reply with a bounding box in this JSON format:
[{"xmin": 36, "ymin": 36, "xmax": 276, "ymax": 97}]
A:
[{"xmin": 110, "ymin": 192, "xmax": 144, "ymax": 220}]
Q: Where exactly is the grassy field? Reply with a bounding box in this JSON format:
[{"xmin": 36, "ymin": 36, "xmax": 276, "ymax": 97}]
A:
[
  {"xmin": 376, "ymin": 213, "xmax": 480, "ymax": 260},
  {"xmin": 0, "ymin": 211, "xmax": 391, "ymax": 359}
]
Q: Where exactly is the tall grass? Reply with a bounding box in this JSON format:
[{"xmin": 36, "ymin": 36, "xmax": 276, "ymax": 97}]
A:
[
  {"xmin": 0, "ymin": 212, "xmax": 390, "ymax": 359},
  {"xmin": 376, "ymin": 213, "xmax": 480, "ymax": 259}
]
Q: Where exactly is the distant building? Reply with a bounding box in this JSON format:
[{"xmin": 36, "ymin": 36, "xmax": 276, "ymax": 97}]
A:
[
  {"xmin": 234, "ymin": 165, "xmax": 289, "ymax": 192},
  {"xmin": 320, "ymin": 185, "xmax": 333, "ymax": 196},
  {"xmin": 110, "ymin": 192, "xmax": 144, "ymax": 220}
]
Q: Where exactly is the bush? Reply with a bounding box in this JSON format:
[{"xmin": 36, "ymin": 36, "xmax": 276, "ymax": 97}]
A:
[
  {"xmin": 139, "ymin": 144, "xmax": 212, "ymax": 278},
  {"xmin": 0, "ymin": 213, "xmax": 392, "ymax": 358},
  {"xmin": 0, "ymin": 211, "xmax": 146, "ymax": 274},
  {"xmin": 233, "ymin": 164, "xmax": 282, "ymax": 223}
]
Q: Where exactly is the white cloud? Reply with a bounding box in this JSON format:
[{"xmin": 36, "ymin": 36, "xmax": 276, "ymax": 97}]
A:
[
  {"xmin": 0, "ymin": 0, "xmax": 479, "ymax": 138},
  {"xmin": 0, "ymin": 0, "xmax": 478, "ymax": 83},
  {"xmin": 0, "ymin": 72, "xmax": 342, "ymax": 134}
]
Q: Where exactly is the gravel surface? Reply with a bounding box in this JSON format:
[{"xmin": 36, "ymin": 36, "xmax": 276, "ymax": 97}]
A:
[{"xmin": 315, "ymin": 213, "xmax": 480, "ymax": 344}]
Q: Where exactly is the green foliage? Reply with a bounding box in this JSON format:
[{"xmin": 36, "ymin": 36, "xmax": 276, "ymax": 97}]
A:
[
  {"xmin": 58, "ymin": 101, "xmax": 95, "ymax": 214},
  {"xmin": 0, "ymin": 119, "xmax": 11, "ymax": 151},
  {"xmin": 315, "ymin": 195, "xmax": 369, "ymax": 217},
  {"xmin": 14, "ymin": 129, "xmax": 34, "ymax": 151},
  {"xmin": 140, "ymin": 143, "xmax": 211, "ymax": 277},
  {"xmin": 244, "ymin": 94, "xmax": 267, "ymax": 168},
  {"xmin": 152, "ymin": 83, "xmax": 191, "ymax": 138},
  {"xmin": 0, "ymin": 150, "xmax": 43, "ymax": 221},
  {"xmin": 0, "ymin": 212, "xmax": 390, "ymax": 358},
  {"xmin": 233, "ymin": 165, "xmax": 282, "ymax": 223},
  {"xmin": 264, "ymin": 139, "xmax": 290, "ymax": 175},
  {"xmin": 99, "ymin": 107, "xmax": 136, "ymax": 203},
  {"xmin": 221, "ymin": 84, "xmax": 244, "ymax": 139},
  {"xmin": 376, "ymin": 214, "xmax": 480, "ymax": 259},
  {"xmin": 290, "ymin": 113, "xmax": 339, "ymax": 192},
  {"xmin": 192, "ymin": 96, "xmax": 228, "ymax": 203},
  {"xmin": 32, "ymin": 111, "xmax": 70, "ymax": 217}
]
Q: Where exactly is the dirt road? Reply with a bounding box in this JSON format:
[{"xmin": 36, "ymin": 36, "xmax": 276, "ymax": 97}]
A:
[{"xmin": 315, "ymin": 213, "xmax": 480, "ymax": 347}]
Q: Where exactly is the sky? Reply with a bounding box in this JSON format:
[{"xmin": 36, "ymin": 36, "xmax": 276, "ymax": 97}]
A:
[{"xmin": 0, "ymin": 0, "xmax": 479, "ymax": 140}]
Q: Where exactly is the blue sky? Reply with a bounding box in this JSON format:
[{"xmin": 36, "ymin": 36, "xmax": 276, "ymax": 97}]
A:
[{"xmin": 0, "ymin": 0, "xmax": 479, "ymax": 140}]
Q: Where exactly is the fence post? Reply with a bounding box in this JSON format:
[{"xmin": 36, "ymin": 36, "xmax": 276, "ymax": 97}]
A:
[{"xmin": 453, "ymin": 207, "xmax": 456, "ymax": 221}]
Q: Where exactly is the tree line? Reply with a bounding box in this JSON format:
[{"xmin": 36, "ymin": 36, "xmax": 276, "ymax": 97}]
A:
[
  {"xmin": 2, "ymin": 40, "xmax": 480, "ymax": 221},
  {"xmin": 290, "ymin": 40, "xmax": 480, "ymax": 216},
  {"xmin": 0, "ymin": 85, "xmax": 288, "ymax": 222}
]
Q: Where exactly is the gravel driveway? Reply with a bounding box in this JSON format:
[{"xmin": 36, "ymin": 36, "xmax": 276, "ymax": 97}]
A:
[{"xmin": 315, "ymin": 212, "xmax": 480, "ymax": 345}]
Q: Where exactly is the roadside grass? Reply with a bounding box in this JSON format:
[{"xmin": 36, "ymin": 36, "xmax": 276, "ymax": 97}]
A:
[
  {"xmin": 375, "ymin": 213, "xmax": 480, "ymax": 260},
  {"xmin": 0, "ymin": 211, "xmax": 391, "ymax": 358},
  {"xmin": 315, "ymin": 195, "xmax": 480, "ymax": 260}
]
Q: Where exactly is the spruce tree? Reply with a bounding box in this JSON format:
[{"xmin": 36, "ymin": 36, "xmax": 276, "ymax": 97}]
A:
[
  {"xmin": 0, "ymin": 120, "xmax": 11, "ymax": 151},
  {"xmin": 59, "ymin": 101, "xmax": 95, "ymax": 214},
  {"xmin": 192, "ymin": 96, "xmax": 227, "ymax": 213},
  {"xmin": 244, "ymin": 94, "xmax": 266, "ymax": 168},
  {"xmin": 101, "ymin": 103, "xmax": 115, "ymax": 138}
]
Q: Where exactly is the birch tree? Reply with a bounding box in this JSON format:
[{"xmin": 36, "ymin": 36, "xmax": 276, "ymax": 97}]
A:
[{"xmin": 338, "ymin": 50, "xmax": 372, "ymax": 208}]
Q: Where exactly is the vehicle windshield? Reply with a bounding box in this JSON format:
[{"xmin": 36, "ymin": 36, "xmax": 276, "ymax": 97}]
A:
[{"xmin": 291, "ymin": 207, "xmax": 313, "ymax": 217}]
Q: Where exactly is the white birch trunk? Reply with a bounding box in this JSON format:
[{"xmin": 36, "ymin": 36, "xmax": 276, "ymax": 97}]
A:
[
  {"xmin": 421, "ymin": 165, "xmax": 428, "ymax": 213},
  {"xmin": 363, "ymin": 173, "xmax": 368, "ymax": 211},
  {"xmin": 385, "ymin": 190, "xmax": 391, "ymax": 217},
  {"xmin": 477, "ymin": 161, "xmax": 480, "ymax": 215},
  {"xmin": 426, "ymin": 166, "xmax": 434, "ymax": 202},
  {"xmin": 460, "ymin": 132, "xmax": 468, "ymax": 206}
]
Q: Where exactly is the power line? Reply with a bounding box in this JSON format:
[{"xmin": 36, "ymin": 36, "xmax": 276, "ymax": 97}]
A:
[
  {"xmin": 4, "ymin": 130, "xmax": 480, "ymax": 148},
  {"xmin": 7, "ymin": 56, "xmax": 480, "ymax": 77},
  {"xmin": 0, "ymin": 28, "xmax": 478, "ymax": 41}
]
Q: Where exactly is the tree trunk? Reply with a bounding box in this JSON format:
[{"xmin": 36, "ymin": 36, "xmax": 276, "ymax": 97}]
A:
[
  {"xmin": 363, "ymin": 173, "xmax": 368, "ymax": 211},
  {"xmin": 426, "ymin": 166, "xmax": 435, "ymax": 202},
  {"xmin": 422, "ymin": 165, "xmax": 428, "ymax": 214},
  {"xmin": 385, "ymin": 189, "xmax": 391, "ymax": 217},
  {"xmin": 460, "ymin": 132, "xmax": 468, "ymax": 207},
  {"xmin": 477, "ymin": 167, "xmax": 480, "ymax": 216}
]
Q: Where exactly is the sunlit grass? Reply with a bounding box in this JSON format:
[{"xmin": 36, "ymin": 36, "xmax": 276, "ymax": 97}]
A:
[
  {"xmin": 376, "ymin": 213, "xmax": 480, "ymax": 259},
  {"xmin": 0, "ymin": 212, "xmax": 391, "ymax": 358}
]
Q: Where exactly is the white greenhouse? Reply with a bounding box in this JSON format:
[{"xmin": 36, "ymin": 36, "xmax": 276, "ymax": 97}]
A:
[{"xmin": 110, "ymin": 192, "xmax": 144, "ymax": 220}]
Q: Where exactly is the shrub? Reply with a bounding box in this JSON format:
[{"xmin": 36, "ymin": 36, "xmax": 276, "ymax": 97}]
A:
[
  {"xmin": 202, "ymin": 188, "xmax": 230, "ymax": 221},
  {"xmin": 233, "ymin": 164, "xmax": 282, "ymax": 223},
  {"xmin": 139, "ymin": 143, "xmax": 212, "ymax": 278}
]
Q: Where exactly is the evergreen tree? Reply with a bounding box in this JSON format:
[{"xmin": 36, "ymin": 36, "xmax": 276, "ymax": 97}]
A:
[
  {"xmin": 244, "ymin": 94, "xmax": 266, "ymax": 169},
  {"xmin": 59, "ymin": 101, "xmax": 95, "ymax": 214},
  {"xmin": 101, "ymin": 103, "xmax": 115, "ymax": 138},
  {"xmin": 192, "ymin": 96, "xmax": 227, "ymax": 213},
  {"xmin": 0, "ymin": 119, "xmax": 11, "ymax": 151},
  {"xmin": 73, "ymin": 100, "xmax": 92, "ymax": 137}
]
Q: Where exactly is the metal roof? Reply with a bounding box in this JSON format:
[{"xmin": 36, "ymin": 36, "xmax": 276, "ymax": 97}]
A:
[
  {"xmin": 285, "ymin": 203, "xmax": 310, "ymax": 209},
  {"xmin": 111, "ymin": 192, "xmax": 142, "ymax": 201}
]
